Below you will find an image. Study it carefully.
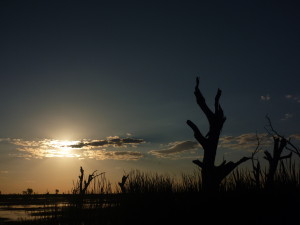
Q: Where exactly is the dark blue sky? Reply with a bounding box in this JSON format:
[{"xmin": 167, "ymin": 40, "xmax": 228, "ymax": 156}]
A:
[
  {"xmin": 1, "ymin": 0, "xmax": 299, "ymax": 138},
  {"xmin": 0, "ymin": 0, "xmax": 300, "ymax": 193}
]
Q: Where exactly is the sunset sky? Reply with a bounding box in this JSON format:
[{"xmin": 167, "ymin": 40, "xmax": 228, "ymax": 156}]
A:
[{"xmin": 0, "ymin": 0, "xmax": 300, "ymax": 194}]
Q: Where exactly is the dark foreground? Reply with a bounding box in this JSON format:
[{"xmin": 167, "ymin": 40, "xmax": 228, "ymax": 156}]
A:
[{"xmin": 0, "ymin": 191, "xmax": 299, "ymax": 225}]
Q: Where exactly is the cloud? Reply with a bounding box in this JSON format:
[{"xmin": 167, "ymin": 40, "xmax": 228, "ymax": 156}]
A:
[
  {"xmin": 285, "ymin": 94, "xmax": 300, "ymax": 103},
  {"xmin": 69, "ymin": 137, "xmax": 145, "ymax": 149},
  {"xmin": 3, "ymin": 136, "xmax": 145, "ymax": 160},
  {"xmin": 219, "ymin": 133, "xmax": 300, "ymax": 157},
  {"xmin": 0, "ymin": 138, "xmax": 12, "ymax": 143},
  {"xmin": 149, "ymin": 141, "xmax": 200, "ymax": 158},
  {"xmin": 281, "ymin": 113, "xmax": 293, "ymax": 121},
  {"xmin": 219, "ymin": 133, "xmax": 272, "ymax": 151},
  {"xmin": 289, "ymin": 134, "xmax": 300, "ymax": 141},
  {"xmin": 149, "ymin": 134, "xmax": 277, "ymax": 159},
  {"xmin": 260, "ymin": 94, "xmax": 271, "ymax": 101},
  {"xmin": 84, "ymin": 149, "xmax": 143, "ymax": 160}
]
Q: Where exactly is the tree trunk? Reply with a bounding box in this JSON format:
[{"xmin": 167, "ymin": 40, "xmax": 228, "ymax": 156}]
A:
[
  {"xmin": 187, "ymin": 77, "xmax": 249, "ymax": 192},
  {"xmin": 264, "ymin": 137, "xmax": 291, "ymax": 189}
]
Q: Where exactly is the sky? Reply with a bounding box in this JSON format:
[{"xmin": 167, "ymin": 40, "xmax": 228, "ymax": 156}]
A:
[{"xmin": 0, "ymin": 0, "xmax": 300, "ymax": 194}]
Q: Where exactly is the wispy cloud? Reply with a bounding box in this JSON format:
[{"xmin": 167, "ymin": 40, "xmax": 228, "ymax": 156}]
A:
[
  {"xmin": 83, "ymin": 150, "xmax": 143, "ymax": 160},
  {"xmin": 289, "ymin": 134, "xmax": 300, "ymax": 141},
  {"xmin": 260, "ymin": 94, "xmax": 271, "ymax": 101},
  {"xmin": 219, "ymin": 133, "xmax": 273, "ymax": 152},
  {"xmin": 149, "ymin": 141, "xmax": 200, "ymax": 158},
  {"xmin": 285, "ymin": 94, "xmax": 300, "ymax": 103},
  {"xmin": 281, "ymin": 113, "xmax": 293, "ymax": 121},
  {"xmin": 1, "ymin": 136, "xmax": 145, "ymax": 160},
  {"xmin": 149, "ymin": 134, "xmax": 275, "ymax": 159}
]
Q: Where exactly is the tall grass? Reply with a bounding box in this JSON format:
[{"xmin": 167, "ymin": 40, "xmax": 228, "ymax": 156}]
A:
[
  {"xmin": 119, "ymin": 159, "xmax": 300, "ymax": 194},
  {"xmin": 122, "ymin": 170, "xmax": 175, "ymax": 193}
]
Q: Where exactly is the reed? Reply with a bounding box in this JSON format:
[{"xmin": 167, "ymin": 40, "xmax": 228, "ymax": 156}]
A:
[{"xmin": 3, "ymin": 160, "xmax": 300, "ymax": 225}]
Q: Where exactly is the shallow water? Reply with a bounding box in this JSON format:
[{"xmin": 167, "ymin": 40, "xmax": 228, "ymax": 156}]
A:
[
  {"xmin": 0, "ymin": 203, "xmax": 67, "ymax": 221},
  {"xmin": 0, "ymin": 208, "xmax": 31, "ymax": 221}
]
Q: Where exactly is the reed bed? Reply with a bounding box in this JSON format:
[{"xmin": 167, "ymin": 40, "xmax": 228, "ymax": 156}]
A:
[
  {"xmin": 120, "ymin": 161, "xmax": 300, "ymax": 194},
  {"xmin": 2, "ymin": 159, "xmax": 300, "ymax": 225}
]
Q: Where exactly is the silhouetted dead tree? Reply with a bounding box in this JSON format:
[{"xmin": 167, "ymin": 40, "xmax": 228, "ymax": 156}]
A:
[
  {"xmin": 265, "ymin": 115, "xmax": 300, "ymax": 158},
  {"xmin": 187, "ymin": 77, "xmax": 250, "ymax": 192},
  {"xmin": 264, "ymin": 115, "xmax": 292, "ymax": 189},
  {"xmin": 118, "ymin": 175, "xmax": 128, "ymax": 193},
  {"xmin": 77, "ymin": 166, "xmax": 104, "ymax": 195}
]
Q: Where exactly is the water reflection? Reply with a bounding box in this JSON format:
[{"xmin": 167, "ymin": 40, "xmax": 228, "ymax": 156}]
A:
[
  {"xmin": 0, "ymin": 207, "xmax": 31, "ymax": 221},
  {"xmin": 0, "ymin": 203, "xmax": 68, "ymax": 221}
]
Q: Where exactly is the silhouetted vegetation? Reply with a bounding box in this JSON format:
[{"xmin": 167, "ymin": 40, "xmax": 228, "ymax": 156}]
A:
[
  {"xmin": 72, "ymin": 167, "xmax": 106, "ymax": 196},
  {"xmin": 1, "ymin": 163, "xmax": 299, "ymax": 224},
  {"xmin": 22, "ymin": 189, "xmax": 33, "ymax": 195},
  {"xmin": 118, "ymin": 174, "xmax": 128, "ymax": 193}
]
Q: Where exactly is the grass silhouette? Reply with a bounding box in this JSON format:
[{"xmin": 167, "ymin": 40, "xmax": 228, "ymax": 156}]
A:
[{"xmin": 1, "ymin": 161, "xmax": 299, "ymax": 225}]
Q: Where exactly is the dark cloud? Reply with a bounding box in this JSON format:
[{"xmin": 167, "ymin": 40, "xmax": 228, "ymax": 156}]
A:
[
  {"xmin": 69, "ymin": 137, "xmax": 145, "ymax": 149},
  {"xmin": 123, "ymin": 138, "xmax": 145, "ymax": 144}
]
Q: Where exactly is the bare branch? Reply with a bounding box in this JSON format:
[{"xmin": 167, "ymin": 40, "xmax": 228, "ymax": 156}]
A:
[
  {"xmin": 237, "ymin": 156, "xmax": 251, "ymax": 165},
  {"xmin": 265, "ymin": 115, "xmax": 299, "ymax": 157},
  {"xmin": 218, "ymin": 160, "xmax": 227, "ymax": 167},
  {"xmin": 265, "ymin": 115, "xmax": 284, "ymax": 138},
  {"xmin": 217, "ymin": 157, "xmax": 250, "ymax": 181},
  {"xmin": 286, "ymin": 145, "xmax": 300, "ymax": 157},
  {"xmin": 252, "ymin": 132, "xmax": 261, "ymax": 157},
  {"xmin": 264, "ymin": 151, "xmax": 273, "ymax": 162},
  {"xmin": 279, "ymin": 152, "xmax": 292, "ymax": 160},
  {"xmin": 192, "ymin": 159, "xmax": 204, "ymax": 168},
  {"xmin": 186, "ymin": 120, "xmax": 207, "ymax": 147},
  {"xmin": 194, "ymin": 77, "xmax": 214, "ymax": 122},
  {"xmin": 214, "ymin": 88, "xmax": 222, "ymax": 113}
]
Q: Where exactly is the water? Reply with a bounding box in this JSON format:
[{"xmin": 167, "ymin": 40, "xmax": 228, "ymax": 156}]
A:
[
  {"xmin": 0, "ymin": 195, "xmax": 118, "ymax": 223},
  {"xmin": 0, "ymin": 203, "xmax": 67, "ymax": 222},
  {"xmin": 0, "ymin": 207, "xmax": 31, "ymax": 221}
]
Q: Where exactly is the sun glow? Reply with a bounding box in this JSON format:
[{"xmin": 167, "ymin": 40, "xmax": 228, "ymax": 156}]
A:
[{"xmin": 45, "ymin": 140, "xmax": 81, "ymax": 158}]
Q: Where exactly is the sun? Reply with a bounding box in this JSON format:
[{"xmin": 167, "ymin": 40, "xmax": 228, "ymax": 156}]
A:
[{"xmin": 45, "ymin": 140, "xmax": 81, "ymax": 158}]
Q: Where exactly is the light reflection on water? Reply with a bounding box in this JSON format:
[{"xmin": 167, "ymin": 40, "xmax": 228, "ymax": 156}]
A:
[
  {"xmin": 0, "ymin": 203, "xmax": 68, "ymax": 221},
  {"xmin": 0, "ymin": 208, "xmax": 31, "ymax": 221}
]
